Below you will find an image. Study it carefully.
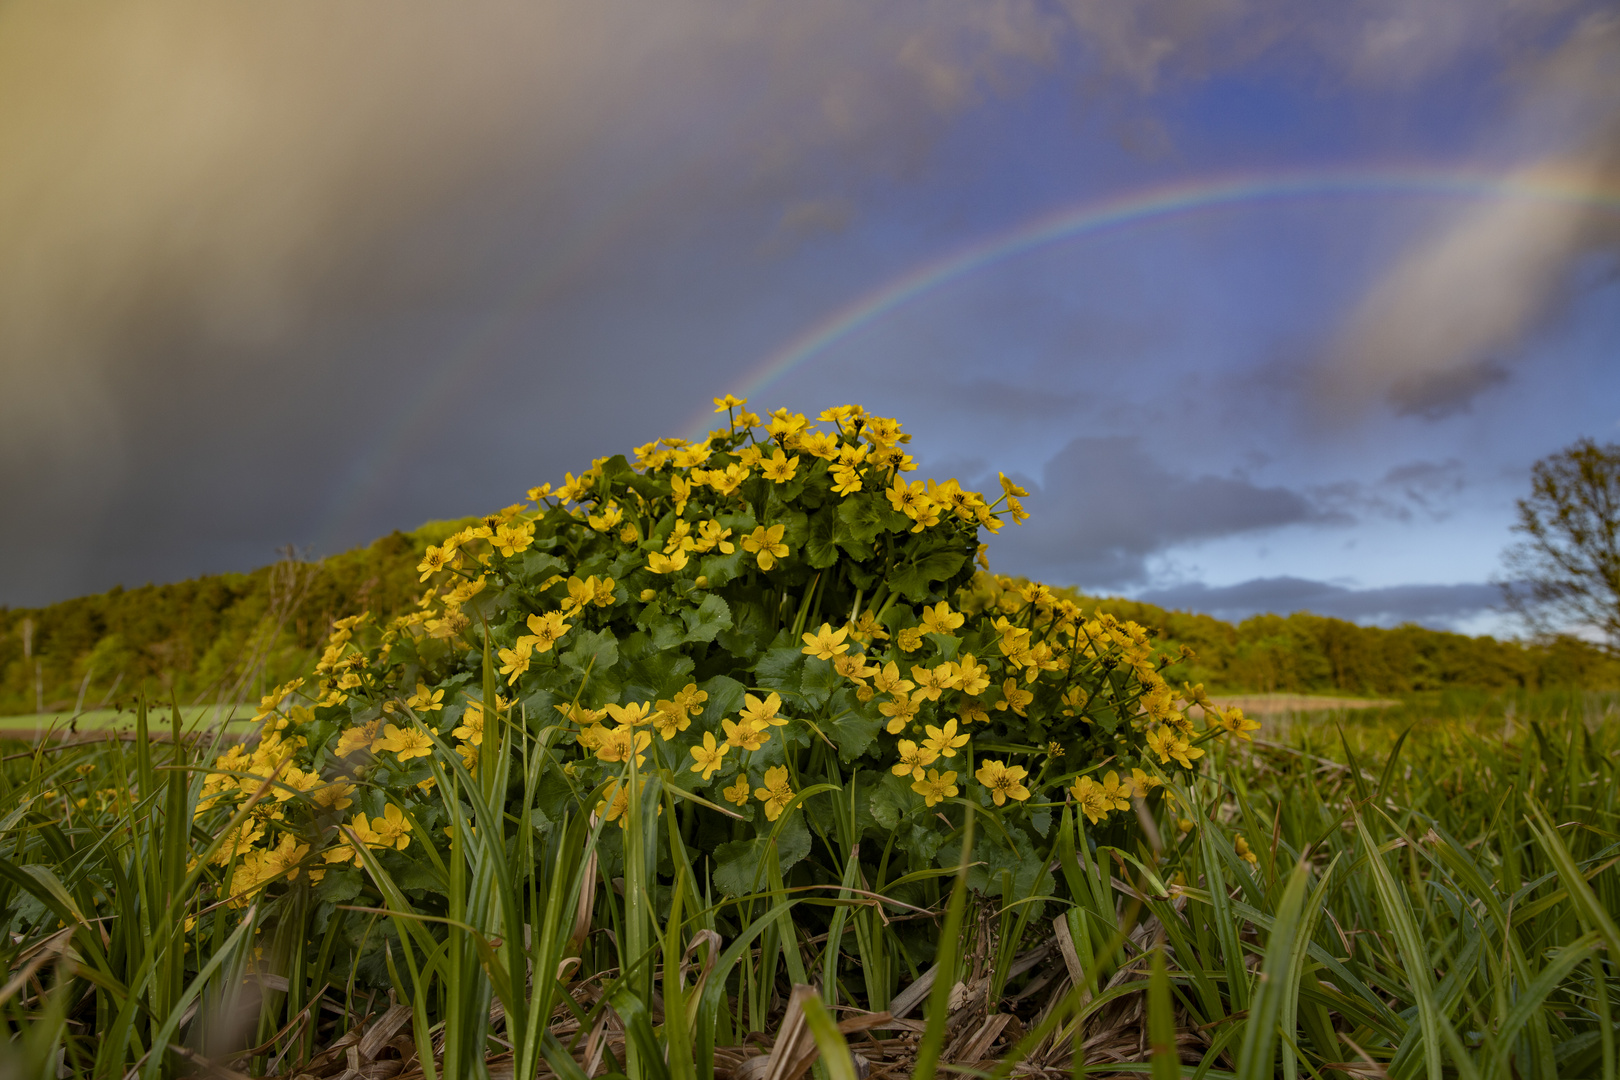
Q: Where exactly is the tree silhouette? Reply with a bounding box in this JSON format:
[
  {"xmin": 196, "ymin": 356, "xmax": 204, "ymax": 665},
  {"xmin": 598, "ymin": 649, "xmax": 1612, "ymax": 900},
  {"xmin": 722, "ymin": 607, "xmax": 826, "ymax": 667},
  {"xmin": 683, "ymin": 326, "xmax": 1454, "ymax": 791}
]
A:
[{"xmin": 1498, "ymin": 438, "xmax": 1620, "ymax": 653}]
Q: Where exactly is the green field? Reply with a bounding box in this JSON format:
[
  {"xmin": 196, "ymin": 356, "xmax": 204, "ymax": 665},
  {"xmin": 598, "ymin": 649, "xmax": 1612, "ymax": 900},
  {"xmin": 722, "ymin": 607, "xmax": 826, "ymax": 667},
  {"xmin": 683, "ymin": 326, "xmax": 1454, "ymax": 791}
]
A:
[{"xmin": 1, "ymin": 689, "xmax": 1615, "ymax": 1079}]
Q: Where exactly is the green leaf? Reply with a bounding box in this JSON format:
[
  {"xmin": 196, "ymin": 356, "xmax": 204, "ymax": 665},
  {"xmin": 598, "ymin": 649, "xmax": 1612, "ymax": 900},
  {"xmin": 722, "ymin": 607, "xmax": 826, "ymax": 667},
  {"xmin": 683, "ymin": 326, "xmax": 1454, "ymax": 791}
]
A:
[
  {"xmin": 561, "ymin": 628, "xmax": 619, "ymax": 675},
  {"xmin": 314, "ymin": 867, "xmax": 363, "ymax": 905},
  {"xmin": 869, "ymin": 772, "xmax": 913, "ymax": 832},
  {"xmin": 836, "ymin": 493, "xmax": 889, "ymax": 546},
  {"xmin": 396, "ymin": 858, "xmax": 446, "ymax": 894},
  {"xmin": 682, "ymin": 594, "xmax": 733, "ymax": 643},
  {"xmin": 521, "ymin": 551, "xmax": 568, "ymax": 582},
  {"xmin": 825, "ymin": 690, "xmax": 882, "ymax": 761},
  {"xmin": 698, "ymin": 547, "xmax": 748, "ymax": 588},
  {"xmin": 711, "ymin": 814, "xmax": 811, "ymax": 896},
  {"xmin": 716, "ymin": 599, "xmax": 772, "ymax": 660},
  {"xmin": 889, "ymin": 549, "xmax": 968, "ymax": 602},
  {"xmin": 804, "ymin": 509, "xmax": 841, "ymax": 569},
  {"xmin": 799, "ymin": 655, "xmax": 840, "ymax": 709},
  {"xmin": 754, "ymin": 645, "xmax": 807, "ymax": 690}
]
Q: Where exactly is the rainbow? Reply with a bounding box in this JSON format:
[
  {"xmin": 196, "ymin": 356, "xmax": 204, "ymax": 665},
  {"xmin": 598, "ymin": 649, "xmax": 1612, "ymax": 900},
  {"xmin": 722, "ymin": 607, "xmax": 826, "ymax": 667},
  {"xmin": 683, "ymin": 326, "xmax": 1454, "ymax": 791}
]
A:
[
  {"xmin": 315, "ymin": 164, "xmax": 1620, "ymax": 545},
  {"xmin": 684, "ymin": 164, "xmax": 1620, "ymax": 439}
]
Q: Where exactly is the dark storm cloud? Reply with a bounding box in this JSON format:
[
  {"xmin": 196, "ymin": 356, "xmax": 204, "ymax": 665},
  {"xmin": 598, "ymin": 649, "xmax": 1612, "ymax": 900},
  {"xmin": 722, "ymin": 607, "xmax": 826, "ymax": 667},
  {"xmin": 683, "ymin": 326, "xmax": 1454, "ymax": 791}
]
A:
[
  {"xmin": 2, "ymin": 0, "xmax": 1616, "ymax": 609},
  {"xmin": 988, "ymin": 436, "xmax": 1324, "ymax": 587},
  {"xmin": 0, "ymin": 0, "xmax": 1066, "ymax": 606},
  {"xmin": 1134, "ymin": 576, "xmax": 1502, "ymax": 630}
]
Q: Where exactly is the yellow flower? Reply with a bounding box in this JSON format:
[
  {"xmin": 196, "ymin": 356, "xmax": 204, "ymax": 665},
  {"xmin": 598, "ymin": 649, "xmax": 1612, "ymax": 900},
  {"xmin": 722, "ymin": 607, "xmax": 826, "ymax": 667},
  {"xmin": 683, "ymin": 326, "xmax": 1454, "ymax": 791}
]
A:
[
  {"xmin": 497, "ymin": 639, "xmax": 533, "ymax": 684},
  {"xmin": 1071, "ymin": 771, "xmax": 1133, "ymax": 825},
  {"xmin": 892, "ymin": 739, "xmax": 938, "ymax": 781},
  {"xmin": 597, "ymin": 779, "xmax": 632, "ymax": 827},
  {"xmin": 647, "ymin": 549, "xmax": 690, "ymax": 574},
  {"xmin": 885, "ymin": 475, "xmax": 929, "ymax": 519},
  {"xmin": 605, "ymin": 701, "xmax": 657, "ymax": 727},
  {"xmin": 740, "ymin": 691, "xmax": 786, "ymax": 728},
  {"xmin": 264, "ymin": 834, "xmax": 312, "ymax": 884},
  {"xmin": 1214, "ymin": 706, "xmax": 1261, "ymax": 741},
  {"xmin": 453, "ymin": 705, "xmax": 486, "ymax": 746},
  {"xmin": 713, "ymin": 394, "xmax": 747, "ymax": 412},
  {"xmin": 1145, "ymin": 727, "xmax": 1204, "ymax": 770},
  {"xmin": 896, "ymin": 627, "xmax": 924, "ymax": 653},
  {"xmin": 703, "ymin": 463, "xmax": 749, "ymax": 496},
  {"xmin": 722, "ymin": 717, "xmax": 770, "ymax": 753},
  {"xmin": 672, "ymin": 683, "xmax": 709, "ymax": 717},
  {"xmin": 406, "ymin": 682, "xmax": 445, "ymax": 713},
  {"xmin": 369, "ymin": 804, "xmax": 411, "ymax": 850},
  {"xmin": 833, "ymin": 653, "xmax": 875, "ymax": 686},
  {"xmin": 830, "ymin": 463, "xmax": 862, "ymax": 496},
  {"xmin": 665, "ymin": 519, "xmax": 696, "ymax": 554},
  {"xmin": 335, "ymin": 722, "xmax": 382, "ymax": 757},
  {"xmin": 345, "ymin": 813, "xmax": 383, "ymax": 852},
  {"xmin": 761, "ymin": 449, "xmax": 800, "ymax": 483},
  {"xmin": 270, "ymin": 765, "xmax": 322, "ymax": 802},
  {"xmin": 1130, "ymin": 768, "xmax": 1161, "ymax": 799},
  {"xmin": 689, "ymin": 732, "xmax": 729, "ymax": 780},
  {"xmin": 741, "ymin": 524, "xmax": 789, "ymax": 570},
  {"xmin": 918, "ymin": 602, "xmax": 964, "ymax": 636},
  {"xmin": 417, "ymin": 545, "xmax": 451, "ymax": 582},
  {"xmin": 910, "ymin": 664, "xmax": 950, "ymax": 702},
  {"xmin": 878, "ymin": 693, "xmax": 919, "ymax": 735},
  {"xmin": 377, "ymin": 723, "xmax": 433, "ymax": 762},
  {"xmin": 922, "ymin": 718, "xmax": 970, "ymax": 759},
  {"xmin": 1070, "ymin": 775, "xmax": 1111, "ymax": 825},
  {"xmin": 801, "ymin": 622, "xmax": 850, "ymax": 660},
  {"xmin": 526, "ymin": 483, "xmax": 553, "ymax": 502},
  {"xmin": 694, "ymin": 520, "xmax": 735, "ymax": 554},
  {"xmin": 996, "ymin": 679, "xmax": 1033, "ymax": 717},
  {"xmin": 911, "ymin": 769, "xmax": 958, "ymax": 808},
  {"xmin": 588, "ymin": 503, "xmax": 624, "ymax": 531},
  {"xmin": 1234, "ymin": 834, "xmax": 1259, "ymax": 866},
  {"xmin": 312, "ymin": 780, "xmax": 356, "ymax": 812},
  {"xmin": 975, "ymin": 759, "xmax": 1030, "ymax": 806},
  {"xmin": 525, "ymin": 611, "xmax": 573, "ymax": 652},
  {"xmin": 873, "ymin": 661, "xmax": 914, "ymax": 697},
  {"xmin": 722, "ymin": 775, "xmax": 751, "ymax": 807},
  {"xmin": 595, "ymin": 725, "xmax": 652, "ymax": 766},
  {"xmin": 754, "ymin": 766, "xmax": 794, "ymax": 821},
  {"xmin": 651, "ymin": 704, "xmax": 691, "ymax": 741},
  {"xmin": 492, "ymin": 522, "xmax": 535, "ymax": 557}
]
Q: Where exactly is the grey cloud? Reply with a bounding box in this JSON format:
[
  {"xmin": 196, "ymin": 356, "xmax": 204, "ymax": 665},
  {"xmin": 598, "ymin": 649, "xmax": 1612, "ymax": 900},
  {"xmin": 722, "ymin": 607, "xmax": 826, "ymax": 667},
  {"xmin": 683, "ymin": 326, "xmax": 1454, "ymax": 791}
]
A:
[
  {"xmin": 0, "ymin": 0, "xmax": 1072, "ymax": 607},
  {"xmin": 1311, "ymin": 458, "xmax": 1468, "ymax": 522},
  {"xmin": 1135, "ymin": 575, "xmax": 1502, "ymax": 629},
  {"xmin": 989, "ymin": 436, "xmax": 1320, "ymax": 587},
  {"xmin": 1318, "ymin": 10, "xmax": 1620, "ymax": 423}
]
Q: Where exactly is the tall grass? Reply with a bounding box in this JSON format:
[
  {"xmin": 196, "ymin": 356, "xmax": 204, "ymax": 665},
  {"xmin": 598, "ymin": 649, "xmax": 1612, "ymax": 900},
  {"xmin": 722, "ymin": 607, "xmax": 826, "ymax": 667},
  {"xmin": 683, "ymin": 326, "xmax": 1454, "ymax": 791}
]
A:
[{"xmin": 1, "ymin": 692, "xmax": 1615, "ymax": 1078}]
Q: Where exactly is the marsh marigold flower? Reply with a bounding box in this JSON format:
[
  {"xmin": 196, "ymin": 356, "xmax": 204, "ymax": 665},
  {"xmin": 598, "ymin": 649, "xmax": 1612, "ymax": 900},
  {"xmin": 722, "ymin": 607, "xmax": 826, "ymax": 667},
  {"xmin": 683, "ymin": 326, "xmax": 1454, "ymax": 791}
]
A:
[
  {"xmin": 741, "ymin": 524, "xmax": 788, "ymax": 570},
  {"xmin": 754, "ymin": 766, "xmax": 794, "ymax": 821},
  {"xmin": 912, "ymin": 769, "xmax": 958, "ymax": 808},
  {"xmin": 800, "ymin": 622, "xmax": 850, "ymax": 660},
  {"xmin": 377, "ymin": 723, "xmax": 432, "ymax": 763},
  {"xmin": 689, "ymin": 732, "xmax": 729, "ymax": 780},
  {"xmin": 976, "ymin": 759, "xmax": 1030, "ymax": 806}
]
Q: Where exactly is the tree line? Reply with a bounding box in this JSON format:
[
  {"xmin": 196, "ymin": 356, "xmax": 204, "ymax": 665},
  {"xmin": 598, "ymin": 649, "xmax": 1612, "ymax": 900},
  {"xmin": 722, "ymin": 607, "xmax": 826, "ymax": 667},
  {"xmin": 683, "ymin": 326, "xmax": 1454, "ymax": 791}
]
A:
[{"xmin": 2, "ymin": 520, "xmax": 1615, "ymax": 717}]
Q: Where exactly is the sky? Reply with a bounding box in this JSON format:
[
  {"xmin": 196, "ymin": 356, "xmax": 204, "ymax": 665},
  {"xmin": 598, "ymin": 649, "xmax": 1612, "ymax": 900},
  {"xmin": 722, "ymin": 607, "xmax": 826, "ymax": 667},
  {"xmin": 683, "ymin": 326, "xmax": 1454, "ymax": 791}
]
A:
[{"xmin": 1, "ymin": 0, "xmax": 1617, "ymax": 635}]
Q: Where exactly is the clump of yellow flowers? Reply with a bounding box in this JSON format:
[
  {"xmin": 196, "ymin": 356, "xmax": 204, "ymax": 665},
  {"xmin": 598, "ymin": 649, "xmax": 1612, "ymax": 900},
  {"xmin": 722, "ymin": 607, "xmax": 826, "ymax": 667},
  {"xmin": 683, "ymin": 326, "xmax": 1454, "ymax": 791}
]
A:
[{"xmin": 192, "ymin": 398, "xmax": 1256, "ymax": 908}]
